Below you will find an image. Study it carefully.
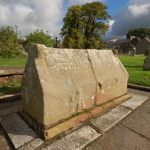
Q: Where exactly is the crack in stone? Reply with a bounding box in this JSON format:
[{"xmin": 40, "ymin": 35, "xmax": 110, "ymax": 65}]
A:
[{"xmin": 85, "ymin": 49, "xmax": 98, "ymax": 106}]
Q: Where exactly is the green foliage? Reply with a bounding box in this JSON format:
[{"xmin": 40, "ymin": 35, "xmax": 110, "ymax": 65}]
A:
[
  {"xmin": 22, "ymin": 29, "xmax": 56, "ymax": 51},
  {"xmin": 0, "ymin": 55, "xmax": 27, "ymax": 66},
  {"xmin": 0, "ymin": 26, "xmax": 22, "ymax": 58},
  {"xmin": 127, "ymin": 28, "xmax": 150, "ymax": 39},
  {"xmin": 60, "ymin": 5, "xmax": 84, "ymax": 48},
  {"xmin": 60, "ymin": 2, "xmax": 111, "ymax": 49}
]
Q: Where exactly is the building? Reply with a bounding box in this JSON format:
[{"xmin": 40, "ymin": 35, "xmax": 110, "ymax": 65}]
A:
[
  {"xmin": 104, "ymin": 35, "xmax": 141, "ymax": 53},
  {"xmin": 136, "ymin": 38, "xmax": 150, "ymax": 54},
  {"xmin": 53, "ymin": 40, "xmax": 62, "ymax": 48},
  {"xmin": 104, "ymin": 41, "xmax": 115, "ymax": 49}
]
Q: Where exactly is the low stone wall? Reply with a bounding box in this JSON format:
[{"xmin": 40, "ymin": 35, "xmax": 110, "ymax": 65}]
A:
[{"xmin": 19, "ymin": 44, "xmax": 129, "ymax": 140}]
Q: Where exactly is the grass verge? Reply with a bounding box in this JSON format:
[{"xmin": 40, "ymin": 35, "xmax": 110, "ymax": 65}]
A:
[
  {"xmin": 0, "ymin": 86, "xmax": 21, "ymax": 96},
  {"xmin": 118, "ymin": 55, "xmax": 150, "ymax": 87},
  {"xmin": 0, "ymin": 77, "xmax": 21, "ymax": 96},
  {"xmin": 0, "ymin": 55, "xmax": 28, "ymax": 66}
]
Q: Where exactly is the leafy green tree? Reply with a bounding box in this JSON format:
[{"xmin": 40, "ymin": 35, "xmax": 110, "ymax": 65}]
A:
[
  {"xmin": 82, "ymin": 2, "xmax": 111, "ymax": 49},
  {"xmin": 0, "ymin": 26, "xmax": 22, "ymax": 58},
  {"xmin": 60, "ymin": 5, "xmax": 84, "ymax": 48},
  {"xmin": 60, "ymin": 2, "xmax": 111, "ymax": 49},
  {"xmin": 127, "ymin": 28, "xmax": 150, "ymax": 39},
  {"xmin": 22, "ymin": 29, "xmax": 56, "ymax": 51}
]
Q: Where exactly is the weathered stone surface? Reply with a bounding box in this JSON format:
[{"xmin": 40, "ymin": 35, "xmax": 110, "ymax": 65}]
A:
[
  {"xmin": 121, "ymin": 94, "xmax": 148, "ymax": 110},
  {"xmin": 0, "ymin": 66, "xmax": 25, "ymax": 75},
  {"xmin": 131, "ymin": 48, "xmax": 136, "ymax": 56},
  {"xmin": 21, "ymin": 44, "xmax": 96, "ymax": 127},
  {"xmin": 145, "ymin": 48, "xmax": 150, "ymax": 56},
  {"xmin": 90, "ymin": 105, "xmax": 131, "ymax": 132},
  {"xmin": 21, "ymin": 44, "xmax": 128, "ymax": 134},
  {"xmin": 87, "ymin": 50, "xmax": 128, "ymax": 105},
  {"xmin": 42, "ymin": 126, "xmax": 101, "ymax": 150},
  {"xmin": 103, "ymin": 102, "xmax": 114, "ymax": 109},
  {"xmin": 113, "ymin": 94, "xmax": 130, "ymax": 104},
  {"xmin": 17, "ymin": 138, "xmax": 44, "ymax": 150},
  {"xmin": 0, "ymin": 106, "xmax": 19, "ymax": 117},
  {"xmin": 85, "ymin": 124, "xmax": 150, "ymax": 150},
  {"xmin": 90, "ymin": 107, "xmax": 103, "ymax": 116},
  {"xmin": 143, "ymin": 53, "xmax": 150, "ymax": 70},
  {"xmin": 43, "ymin": 113, "xmax": 91, "ymax": 140},
  {"xmin": 3, "ymin": 93, "xmax": 21, "ymax": 101},
  {"xmin": 0, "ymin": 113, "xmax": 37, "ymax": 149}
]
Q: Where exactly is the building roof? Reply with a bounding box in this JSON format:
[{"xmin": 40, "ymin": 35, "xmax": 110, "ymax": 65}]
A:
[
  {"xmin": 114, "ymin": 39, "xmax": 130, "ymax": 44},
  {"xmin": 105, "ymin": 41, "xmax": 114, "ymax": 45},
  {"xmin": 130, "ymin": 44, "xmax": 136, "ymax": 48},
  {"xmin": 145, "ymin": 38, "xmax": 150, "ymax": 43}
]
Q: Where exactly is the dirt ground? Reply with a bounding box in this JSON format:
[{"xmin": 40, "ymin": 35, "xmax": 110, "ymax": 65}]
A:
[{"xmin": 0, "ymin": 75, "xmax": 23, "ymax": 87}]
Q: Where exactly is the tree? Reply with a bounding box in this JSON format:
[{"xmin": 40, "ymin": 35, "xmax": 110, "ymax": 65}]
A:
[
  {"xmin": 0, "ymin": 26, "xmax": 22, "ymax": 58},
  {"xmin": 60, "ymin": 2, "xmax": 111, "ymax": 49},
  {"xmin": 127, "ymin": 28, "xmax": 150, "ymax": 39},
  {"xmin": 60, "ymin": 5, "xmax": 84, "ymax": 48},
  {"xmin": 22, "ymin": 29, "xmax": 56, "ymax": 51}
]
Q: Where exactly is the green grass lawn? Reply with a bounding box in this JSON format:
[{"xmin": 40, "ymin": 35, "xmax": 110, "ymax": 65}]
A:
[
  {"xmin": 118, "ymin": 55, "xmax": 150, "ymax": 87},
  {"xmin": 0, "ymin": 55, "xmax": 28, "ymax": 66},
  {"xmin": 0, "ymin": 55, "xmax": 150, "ymax": 96}
]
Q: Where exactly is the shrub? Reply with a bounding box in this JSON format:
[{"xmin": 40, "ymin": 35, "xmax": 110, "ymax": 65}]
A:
[
  {"xmin": 22, "ymin": 29, "xmax": 56, "ymax": 52},
  {"xmin": 0, "ymin": 26, "xmax": 22, "ymax": 58}
]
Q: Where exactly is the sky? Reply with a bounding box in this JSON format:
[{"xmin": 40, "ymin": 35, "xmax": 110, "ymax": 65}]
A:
[{"xmin": 0, "ymin": 0, "xmax": 150, "ymax": 42}]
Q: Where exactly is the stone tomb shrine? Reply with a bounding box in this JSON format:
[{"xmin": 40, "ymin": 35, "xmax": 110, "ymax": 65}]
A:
[{"xmin": 19, "ymin": 44, "xmax": 129, "ymax": 140}]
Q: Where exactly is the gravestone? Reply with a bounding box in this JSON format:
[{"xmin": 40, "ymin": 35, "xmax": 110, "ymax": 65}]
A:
[
  {"xmin": 128, "ymin": 51, "xmax": 131, "ymax": 56},
  {"xmin": 19, "ymin": 44, "xmax": 129, "ymax": 140},
  {"xmin": 131, "ymin": 48, "xmax": 136, "ymax": 56},
  {"xmin": 143, "ymin": 50, "xmax": 150, "ymax": 70},
  {"xmin": 145, "ymin": 48, "xmax": 150, "ymax": 56}
]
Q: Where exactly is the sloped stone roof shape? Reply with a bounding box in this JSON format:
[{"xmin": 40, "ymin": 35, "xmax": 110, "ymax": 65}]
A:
[
  {"xmin": 145, "ymin": 38, "xmax": 150, "ymax": 43},
  {"xmin": 114, "ymin": 39, "xmax": 130, "ymax": 44}
]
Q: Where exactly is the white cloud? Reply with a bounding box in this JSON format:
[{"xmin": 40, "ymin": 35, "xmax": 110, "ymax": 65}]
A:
[
  {"xmin": 103, "ymin": 0, "xmax": 150, "ymax": 41},
  {"xmin": 108, "ymin": 20, "xmax": 115, "ymax": 31},
  {"xmin": 128, "ymin": 3, "xmax": 150, "ymax": 18},
  {"xmin": 0, "ymin": 0, "xmax": 64, "ymax": 40},
  {"xmin": 68, "ymin": 0, "xmax": 107, "ymax": 6}
]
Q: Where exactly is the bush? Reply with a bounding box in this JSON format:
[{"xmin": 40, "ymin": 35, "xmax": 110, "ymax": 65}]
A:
[
  {"xmin": 0, "ymin": 26, "xmax": 22, "ymax": 58},
  {"xmin": 22, "ymin": 29, "xmax": 56, "ymax": 52}
]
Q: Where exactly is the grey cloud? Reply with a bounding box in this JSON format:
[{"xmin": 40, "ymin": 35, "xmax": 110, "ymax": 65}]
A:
[{"xmin": 103, "ymin": 0, "xmax": 150, "ymax": 41}]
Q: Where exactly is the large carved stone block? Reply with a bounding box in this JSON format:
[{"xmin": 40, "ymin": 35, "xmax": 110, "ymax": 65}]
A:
[{"xmin": 20, "ymin": 44, "xmax": 129, "ymax": 140}]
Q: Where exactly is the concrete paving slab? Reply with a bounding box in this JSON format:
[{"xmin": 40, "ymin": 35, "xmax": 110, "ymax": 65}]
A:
[
  {"xmin": 42, "ymin": 126, "xmax": 101, "ymax": 150},
  {"xmin": 0, "ymin": 99, "xmax": 21, "ymax": 110},
  {"xmin": 90, "ymin": 105, "xmax": 131, "ymax": 132},
  {"xmin": 0, "ymin": 113, "xmax": 37, "ymax": 149},
  {"xmin": 0, "ymin": 105, "xmax": 19, "ymax": 117},
  {"xmin": 17, "ymin": 138, "xmax": 44, "ymax": 150},
  {"xmin": 121, "ymin": 99, "xmax": 150, "ymax": 139},
  {"xmin": 85, "ymin": 124, "xmax": 150, "ymax": 150},
  {"xmin": 0, "ymin": 125, "xmax": 13, "ymax": 150},
  {"xmin": 121, "ymin": 94, "xmax": 148, "ymax": 110}
]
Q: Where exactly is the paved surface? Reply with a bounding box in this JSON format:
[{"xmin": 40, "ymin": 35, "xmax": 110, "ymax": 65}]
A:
[
  {"xmin": 0, "ymin": 88, "xmax": 150, "ymax": 150},
  {"xmin": 0, "ymin": 66, "xmax": 25, "ymax": 75},
  {"xmin": 0, "ymin": 66, "xmax": 25, "ymax": 70}
]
